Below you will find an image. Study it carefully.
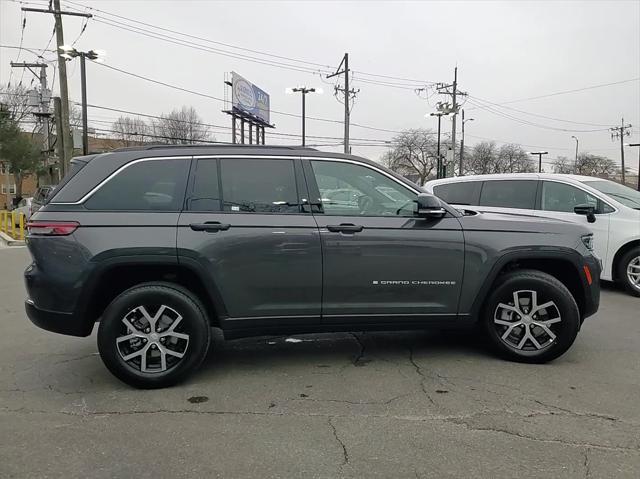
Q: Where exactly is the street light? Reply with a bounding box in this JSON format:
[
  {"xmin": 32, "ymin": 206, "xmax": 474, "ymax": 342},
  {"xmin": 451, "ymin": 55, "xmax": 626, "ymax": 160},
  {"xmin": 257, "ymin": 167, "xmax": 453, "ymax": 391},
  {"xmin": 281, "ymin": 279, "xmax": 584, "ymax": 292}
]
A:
[
  {"xmin": 58, "ymin": 46, "xmax": 106, "ymax": 155},
  {"xmin": 428, "ymin": 111, "xmax": 450, "ymax": 179},
  {"xmin": 571, "ymin": 135, "xmax": 579, "ymax": 171},
  {"xmin": 460, "ymin": 109, "xmax": 474, "ymax": 176},
  {"xmin": 625, "ymin": 143, "xmax": 640, "ymax": 191},
  {"xmin": 529, "ymin": 151, "xmax": 548, "ymax": 173},
  {"xmin": 286, "ymin": 86, "xmax": 322, "ymax": 146}
]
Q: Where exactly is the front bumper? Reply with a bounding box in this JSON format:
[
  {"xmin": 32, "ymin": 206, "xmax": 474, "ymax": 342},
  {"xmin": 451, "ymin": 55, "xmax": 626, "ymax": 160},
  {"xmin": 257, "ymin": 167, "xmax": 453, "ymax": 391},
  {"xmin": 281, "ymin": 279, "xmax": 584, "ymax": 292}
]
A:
[
  {"xmin": 25, "ymin": 299, "xmax": 93, "ymax": 337},
  {"xmin": 582, "ymin": 254, "xmax": 601, "ymax": 320}
]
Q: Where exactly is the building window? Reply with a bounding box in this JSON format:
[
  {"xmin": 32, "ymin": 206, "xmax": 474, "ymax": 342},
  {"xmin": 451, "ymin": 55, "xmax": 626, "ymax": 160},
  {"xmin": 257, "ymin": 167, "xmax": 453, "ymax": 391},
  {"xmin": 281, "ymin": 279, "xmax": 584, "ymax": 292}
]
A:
[
  {"xmin": 9, "ymin": 184, "xmax": 16, "ymax": 195},
  {"xmin": 0, "ymin": 164, "xmax": 8, "ymax": 175}
]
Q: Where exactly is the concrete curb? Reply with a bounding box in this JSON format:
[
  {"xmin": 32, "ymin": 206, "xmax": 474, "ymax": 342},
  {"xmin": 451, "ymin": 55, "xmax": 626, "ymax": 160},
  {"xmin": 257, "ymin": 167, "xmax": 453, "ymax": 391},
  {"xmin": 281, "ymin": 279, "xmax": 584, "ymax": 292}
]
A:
[{"xmin": 0, "ymin": 231, "xmax": 26, "ymax": 247}]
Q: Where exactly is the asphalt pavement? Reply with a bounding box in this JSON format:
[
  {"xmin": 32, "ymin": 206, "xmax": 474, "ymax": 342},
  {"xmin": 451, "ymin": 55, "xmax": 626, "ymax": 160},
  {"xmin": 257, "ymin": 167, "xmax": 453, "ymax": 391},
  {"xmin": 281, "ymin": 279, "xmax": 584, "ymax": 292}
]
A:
[{"xmin": 1, "ymin": 246, "xmax": 639, "ymax": 478}]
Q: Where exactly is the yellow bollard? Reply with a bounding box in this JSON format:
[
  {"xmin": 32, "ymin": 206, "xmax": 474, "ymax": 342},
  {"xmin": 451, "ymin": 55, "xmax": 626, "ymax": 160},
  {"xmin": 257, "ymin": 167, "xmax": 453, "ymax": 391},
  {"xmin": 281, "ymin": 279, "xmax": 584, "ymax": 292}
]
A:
[
  {"xmin": 0, "ymin": 211, "xmax": 5, "ymax": 233},
  {"xmin": 19, "ymin": 213, "xmax": 25, "ymax": 241}
]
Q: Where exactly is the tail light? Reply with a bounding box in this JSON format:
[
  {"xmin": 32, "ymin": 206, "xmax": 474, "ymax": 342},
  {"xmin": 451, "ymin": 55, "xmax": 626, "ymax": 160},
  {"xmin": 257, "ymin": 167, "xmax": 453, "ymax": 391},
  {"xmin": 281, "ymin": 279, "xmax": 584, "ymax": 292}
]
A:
[{"xmin": 26, "ymin": 221, "xmax": 79, "ymax": 236}]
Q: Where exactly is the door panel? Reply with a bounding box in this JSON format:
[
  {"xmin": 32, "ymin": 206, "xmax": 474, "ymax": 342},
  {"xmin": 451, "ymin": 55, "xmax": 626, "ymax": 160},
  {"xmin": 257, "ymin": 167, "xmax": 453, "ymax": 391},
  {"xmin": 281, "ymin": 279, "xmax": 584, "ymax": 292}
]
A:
[
  {"xmin": 306, "ymin": 159, "xmax": 464, "ymax": 323},
  {"xmin": 177, "ymin": 157, "xmax": 322, "ymax": 324},
  {"xmin": 177, "ymin": 213, "xmax": 322, "ymax": 320},
  {"xmin": 534, "ymin": 180, "xmax": 611, "ymax": 266}
]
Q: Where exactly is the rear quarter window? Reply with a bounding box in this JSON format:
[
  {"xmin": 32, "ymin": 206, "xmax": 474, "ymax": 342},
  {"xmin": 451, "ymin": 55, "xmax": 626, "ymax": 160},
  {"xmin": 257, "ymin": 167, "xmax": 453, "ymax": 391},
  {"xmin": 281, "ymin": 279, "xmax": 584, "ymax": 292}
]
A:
[{"xmin": 84, "ymin": 159, "xmax": 190, "ymax": 211}]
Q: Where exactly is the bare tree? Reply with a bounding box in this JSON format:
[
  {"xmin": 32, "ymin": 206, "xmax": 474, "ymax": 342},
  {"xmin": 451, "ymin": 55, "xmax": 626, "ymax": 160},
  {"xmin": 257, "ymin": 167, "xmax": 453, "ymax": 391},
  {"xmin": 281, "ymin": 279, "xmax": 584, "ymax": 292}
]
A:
[
  {"xmin": 0, "ymin": 83, "xmax": 33, "ymax": 123},
  {"xmin": 553, "ymin": 153, "xmax": 617, "ymax": 177},
  {"xmin": 552, "ymin": 156, "xmax": 574, "ymax": 174},
  {"xmin": 498, "ymin": 143, "xmax": 535, "ymax": 173},
  {"xmin": 464, "ymin": 141, "xmax": 499, "ymax": 174},
  {"xmin": 111, "ymin": 116, "xmax": 149, "ymax": 146},
  {"xmin": 381, "ymin": 129, "xmax": 438, "ymax": 184},
  {"xmin": 153, "ymin": 106, "xmax": 211, "ymax": 144}
]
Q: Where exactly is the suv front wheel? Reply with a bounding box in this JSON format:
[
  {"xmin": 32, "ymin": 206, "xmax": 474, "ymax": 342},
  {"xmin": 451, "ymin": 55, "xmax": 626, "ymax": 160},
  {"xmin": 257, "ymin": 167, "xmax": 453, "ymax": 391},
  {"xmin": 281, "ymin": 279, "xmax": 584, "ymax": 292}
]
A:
[
  {"xmin": 97, "ymin": 282, "xmax": 211, "ymax": 389},
  {"xmin": 483, "ymin": 270, "xmax": 580, "ymax": 363}
]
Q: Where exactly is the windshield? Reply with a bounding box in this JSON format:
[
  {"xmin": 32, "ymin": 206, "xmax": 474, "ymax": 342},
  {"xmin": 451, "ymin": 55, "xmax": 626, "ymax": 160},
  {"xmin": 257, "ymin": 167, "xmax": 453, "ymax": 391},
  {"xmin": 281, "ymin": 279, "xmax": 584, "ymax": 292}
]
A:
[{"xmin": 582, "ymin": 180, "xmax": 640, "ymax": 209}]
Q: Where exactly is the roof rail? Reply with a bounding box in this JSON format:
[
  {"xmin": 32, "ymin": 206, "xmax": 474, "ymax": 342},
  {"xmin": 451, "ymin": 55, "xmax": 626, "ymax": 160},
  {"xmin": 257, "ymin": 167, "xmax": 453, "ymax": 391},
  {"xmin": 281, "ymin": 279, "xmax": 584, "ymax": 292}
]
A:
[{"xmin": 110, "ymin": 144, "xmax": 319, "ymax": 153}]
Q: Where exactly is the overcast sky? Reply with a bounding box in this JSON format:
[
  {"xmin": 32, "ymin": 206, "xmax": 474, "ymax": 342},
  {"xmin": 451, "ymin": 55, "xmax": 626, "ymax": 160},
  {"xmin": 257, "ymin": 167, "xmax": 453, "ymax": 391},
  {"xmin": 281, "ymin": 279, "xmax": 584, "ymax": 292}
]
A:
[{"xmin": 1, "ymin": 0, "xmax": 639, "ymax": 171}]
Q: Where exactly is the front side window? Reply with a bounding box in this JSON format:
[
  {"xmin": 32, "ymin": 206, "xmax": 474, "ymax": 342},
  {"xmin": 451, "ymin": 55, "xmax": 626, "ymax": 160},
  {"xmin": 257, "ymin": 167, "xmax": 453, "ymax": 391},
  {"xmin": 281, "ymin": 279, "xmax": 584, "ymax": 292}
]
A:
[
  {"xmin": 220, "ymin": 158, "xmax": 299, "ymax": 213},
  {"xmin": 310, "ymin": 160, "xmax": 416, "ymax": 216},
  {"xmin": 480, "ymin": 180, "xmax": 537, "ymax": 209},
  {"xmin": 541, "ymin": 181, "xmax": 599, "ymax": 213},
  {"xmin": 85, "ymin": 159, "xmax": 189, "ymax": 211},
  {"xmin": 433, "ymin": 181, "xmax": 481, "ymax": 205}
]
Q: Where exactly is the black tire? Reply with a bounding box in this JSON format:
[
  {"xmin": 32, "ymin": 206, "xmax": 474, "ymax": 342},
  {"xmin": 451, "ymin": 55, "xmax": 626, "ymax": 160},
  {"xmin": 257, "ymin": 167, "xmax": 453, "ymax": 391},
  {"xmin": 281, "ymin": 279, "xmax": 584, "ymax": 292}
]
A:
[
  {"xmin": 616, "ymin": 247, "xmax": 640, "ymax": 297},
  {"xmin": 97, "ymin": 282, "xmax": 211, "ymax": 389},
  {"xmin": 482, "ymin": 270, "xmax": 580, "ymax": 364}
]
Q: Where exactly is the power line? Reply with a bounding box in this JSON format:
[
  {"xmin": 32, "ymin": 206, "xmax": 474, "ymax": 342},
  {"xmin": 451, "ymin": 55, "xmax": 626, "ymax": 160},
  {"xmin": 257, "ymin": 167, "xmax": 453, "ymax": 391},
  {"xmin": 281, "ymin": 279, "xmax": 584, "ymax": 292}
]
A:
[
  {"xmin": 61, "ymin": 0, "xmax": 436, "ymax": 86},
  {"xmin": 466, "ymin": 98, "xmax": 611, "ymax": 133},
  {"xmin": 468, "ymin": 94, "xmax": 617, "ymax": 127},
  {"xmin": 91, "ymin": 61, "xmax": 402, "ymax": 134},
  {"xmin": 468, "ymin": 78, "xmax": 640, "ymax": 108}
]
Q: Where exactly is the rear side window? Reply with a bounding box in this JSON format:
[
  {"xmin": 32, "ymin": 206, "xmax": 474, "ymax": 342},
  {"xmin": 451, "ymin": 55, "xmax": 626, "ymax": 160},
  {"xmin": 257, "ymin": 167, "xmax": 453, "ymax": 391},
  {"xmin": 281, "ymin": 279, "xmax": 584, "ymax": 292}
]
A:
[
  {"xmin": 84, "ymin": 159, "xmax": 189, "ymax": 211},
  {"xmin": 433, "ymin": 181, "xmax": 481, "ymax": 205},
  {"xmin": 220, "ymin": 158, "xmax": 299, "ymax": 213},
  {"xmin": 189, "ymin": 159, "xmax": 220, "ymax": 211},
  {"xmin": 480, "ymin": 180, "xmax": 537, "ymax": 209}
]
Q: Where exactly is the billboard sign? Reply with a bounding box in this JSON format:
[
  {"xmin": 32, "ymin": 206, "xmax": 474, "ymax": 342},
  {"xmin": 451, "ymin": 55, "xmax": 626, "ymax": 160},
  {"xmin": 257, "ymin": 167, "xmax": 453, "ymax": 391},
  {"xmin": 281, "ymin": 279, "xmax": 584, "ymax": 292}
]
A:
[{"xmin": 231, "ymin": 72, "xmax": 270, "ymax": 124}]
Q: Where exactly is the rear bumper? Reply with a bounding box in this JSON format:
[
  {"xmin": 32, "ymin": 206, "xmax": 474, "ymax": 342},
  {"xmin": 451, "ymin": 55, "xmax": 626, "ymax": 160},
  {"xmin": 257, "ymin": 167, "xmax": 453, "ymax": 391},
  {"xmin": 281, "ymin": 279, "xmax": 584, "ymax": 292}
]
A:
[{"xmin": 25, "ymin": 299, "xmax": 93, "ymax": 337}]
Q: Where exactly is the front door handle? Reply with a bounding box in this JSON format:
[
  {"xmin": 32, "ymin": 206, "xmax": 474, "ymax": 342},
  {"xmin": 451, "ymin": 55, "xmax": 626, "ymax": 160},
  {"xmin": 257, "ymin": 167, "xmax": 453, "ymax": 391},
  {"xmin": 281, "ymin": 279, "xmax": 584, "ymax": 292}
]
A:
[
  {"xmin": 189, "ymin": 221, "xmax": 231, "ymax": 232},
  {"xmin": 326, "ymin": 223, "xmax": 364, "ymax": 233}
]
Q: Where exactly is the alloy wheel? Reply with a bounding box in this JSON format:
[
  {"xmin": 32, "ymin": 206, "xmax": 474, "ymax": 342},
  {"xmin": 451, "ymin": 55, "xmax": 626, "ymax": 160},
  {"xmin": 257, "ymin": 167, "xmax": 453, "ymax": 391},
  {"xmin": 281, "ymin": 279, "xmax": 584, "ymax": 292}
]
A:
[
  {"xmin": 116, "ymin": 304, "xmax": 190, "ymax": 373},
  {"xmin": 493, "ymin": 290, "xmax": 561, "ymax": 352},
  {"xmin": 626, "ymin": 256, "xmax": 640, "ymax": 291}
]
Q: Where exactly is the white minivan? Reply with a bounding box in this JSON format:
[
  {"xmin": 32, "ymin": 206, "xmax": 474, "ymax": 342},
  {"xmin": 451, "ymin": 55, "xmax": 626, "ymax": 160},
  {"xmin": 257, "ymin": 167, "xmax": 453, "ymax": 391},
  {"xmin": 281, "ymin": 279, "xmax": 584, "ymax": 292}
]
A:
[{"xmin": 425, "ymin": 173, "xmax": 640, "ymax": 296}]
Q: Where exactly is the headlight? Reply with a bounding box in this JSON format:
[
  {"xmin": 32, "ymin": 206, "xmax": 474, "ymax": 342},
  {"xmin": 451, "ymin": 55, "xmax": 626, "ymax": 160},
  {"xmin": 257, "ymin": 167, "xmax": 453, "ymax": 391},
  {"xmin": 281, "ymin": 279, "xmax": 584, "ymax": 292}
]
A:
[{"xmin": 581, "ymin": 234, "xmax": 594, "ymax": 251}]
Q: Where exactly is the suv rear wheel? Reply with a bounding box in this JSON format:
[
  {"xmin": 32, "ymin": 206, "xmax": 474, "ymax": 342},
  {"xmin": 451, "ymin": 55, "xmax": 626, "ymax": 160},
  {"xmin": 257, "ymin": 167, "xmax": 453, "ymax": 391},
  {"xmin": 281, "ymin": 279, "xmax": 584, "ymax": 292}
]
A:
[
  {"xmin": 97, "ymin": 282, "xmax": 211, "ymax": 389},
  {"xmin": 483, "ymin": 270, "xmax": 580, "ymax": 363},
  {"xmin": 617, "ymin": 247, "xmax": 640, "ymax": 297}
]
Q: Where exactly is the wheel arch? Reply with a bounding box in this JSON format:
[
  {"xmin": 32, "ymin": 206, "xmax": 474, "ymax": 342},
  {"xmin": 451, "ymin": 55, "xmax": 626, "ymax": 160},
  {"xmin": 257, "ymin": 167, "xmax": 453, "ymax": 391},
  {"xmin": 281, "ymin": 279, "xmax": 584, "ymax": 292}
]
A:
[
  {"xmin": 611, "ymin": 239, "xmax": 640, "ymax": 283},
  {"xmin": 78, "ymin": 256, "xmax": 226, "ymax": 329},
  {"xmin": 470, "ymin": 250, "xmax": 589, "ymax": 321}
]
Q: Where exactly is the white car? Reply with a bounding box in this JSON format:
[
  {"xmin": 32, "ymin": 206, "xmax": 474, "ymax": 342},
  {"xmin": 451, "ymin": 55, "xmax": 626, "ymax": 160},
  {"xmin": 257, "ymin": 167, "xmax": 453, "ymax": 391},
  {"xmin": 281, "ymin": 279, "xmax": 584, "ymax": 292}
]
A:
[
  {"xmin": 12, "ymin": 197, "xmax": 33, "ymax": 226},
  {"xmin": 425, "ymin": 173, "xmax": 640, "ymax": 296}
]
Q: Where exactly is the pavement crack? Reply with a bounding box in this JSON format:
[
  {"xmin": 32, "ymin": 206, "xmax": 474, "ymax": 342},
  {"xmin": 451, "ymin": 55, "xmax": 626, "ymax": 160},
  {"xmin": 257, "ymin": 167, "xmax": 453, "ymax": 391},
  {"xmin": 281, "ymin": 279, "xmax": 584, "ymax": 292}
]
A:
[
  {"xmin": 291, "ymin": 393, "xmax": 412, "ymax": 406},
  {"xmin": 328, "ymin": 417, "xmax": 349, "ymax": 467},
  {"xmin": 583, "ymin": 448, "xmax": 591, "ymax": 478},
  {"xmin": 532, "ymin": 399, "xmax": 619, "ymax": 422},
  {"xmin": 447, "ymin": 417, "xmax": 639, "ymax": 452},
  {"xmin": 408, "ymin": 346, "xmax": 436, "ymax": 406},
  {"xmin": 350, "ymin": 332, "xmax": 366, "ymax": 366}
]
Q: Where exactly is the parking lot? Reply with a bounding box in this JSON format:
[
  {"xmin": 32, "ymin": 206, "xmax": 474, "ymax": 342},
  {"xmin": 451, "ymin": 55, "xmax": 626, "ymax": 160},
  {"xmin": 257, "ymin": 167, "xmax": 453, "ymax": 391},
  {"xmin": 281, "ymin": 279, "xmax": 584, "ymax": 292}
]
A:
[{"xmin": 1, "ymin": 245, "xmax": 639, "ymax": 478}]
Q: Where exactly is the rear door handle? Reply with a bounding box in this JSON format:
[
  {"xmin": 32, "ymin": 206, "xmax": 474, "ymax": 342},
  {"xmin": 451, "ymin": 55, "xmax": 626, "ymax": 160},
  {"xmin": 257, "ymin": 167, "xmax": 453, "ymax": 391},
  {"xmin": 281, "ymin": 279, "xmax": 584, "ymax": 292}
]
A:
[
  {"xmin": 189, "ymin": 221, "xmax": 231, "ymax": 232},
  {"xmin": 326, "ymin": 223, "xmax": 364, "ymax": 233}
]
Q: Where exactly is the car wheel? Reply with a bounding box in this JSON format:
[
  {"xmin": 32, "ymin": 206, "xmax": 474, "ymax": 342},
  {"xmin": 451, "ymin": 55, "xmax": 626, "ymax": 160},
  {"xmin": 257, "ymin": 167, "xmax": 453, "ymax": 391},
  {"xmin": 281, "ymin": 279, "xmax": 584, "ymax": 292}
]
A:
[
  {"xmin": 617, "ymin": 247, "xmax": 640, "ymax": 297},
  {"xmin": 97, "ymin": 282, "xmax": 211, "ymax": 389},
  {"xmin": 483, "ymin": 270, "xmax": 580, "ymax": 363}
]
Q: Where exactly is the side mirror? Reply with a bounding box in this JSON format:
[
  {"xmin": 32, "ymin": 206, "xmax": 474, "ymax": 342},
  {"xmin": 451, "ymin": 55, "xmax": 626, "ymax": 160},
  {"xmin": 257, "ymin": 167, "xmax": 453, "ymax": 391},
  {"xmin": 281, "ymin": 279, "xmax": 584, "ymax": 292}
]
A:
[
  {"xmin": 415, "ymin": 193, "xmax": 446, "ymax": 219},
  {"xmin": 574, "ymin": 204, "xmax": 596, "ymax": 223}
]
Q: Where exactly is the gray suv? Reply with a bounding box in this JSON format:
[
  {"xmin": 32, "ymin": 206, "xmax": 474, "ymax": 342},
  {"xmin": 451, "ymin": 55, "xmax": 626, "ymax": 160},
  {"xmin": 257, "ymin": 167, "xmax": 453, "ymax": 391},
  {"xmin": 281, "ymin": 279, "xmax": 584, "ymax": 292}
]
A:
[{"xmin": 24, "ymin": 146, "xmax": 601, "ymax": 388}]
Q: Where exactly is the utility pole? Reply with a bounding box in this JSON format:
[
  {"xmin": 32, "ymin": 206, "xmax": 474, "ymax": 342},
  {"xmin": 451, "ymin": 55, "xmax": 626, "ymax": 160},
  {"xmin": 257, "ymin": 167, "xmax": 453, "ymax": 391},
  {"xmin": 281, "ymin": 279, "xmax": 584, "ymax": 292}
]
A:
[
  {"xmin": 327, "ymin": 53, "xmax": 358, "ymax": 154},
  {"xmin": 21, "ymin": 1, "xmax": 92, "ymax": 176},
  {"xmin": 10, "ymin": 62, "xmax": 52, "ymax": 182},
  {"xmin": 53, "ymin": 97, "xmax": 63, "ymax": 183},
  {"xmin": 436, "ymin": 67, "xmax": 467, "ymax": 171},
  {"xmin": 529, "ymin": 151, "xmax": 548, "ymax": 173},
  {"xmin": 571, "ymin": 135, "xmax": 579, "ymax": 172},
  {"xmin": 610, "ymin": 118, "xmax": 632, "ymax": 185},
  {"xmin": 430, "ymin": 112, "xmax": 447, "ymax": 179}
]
